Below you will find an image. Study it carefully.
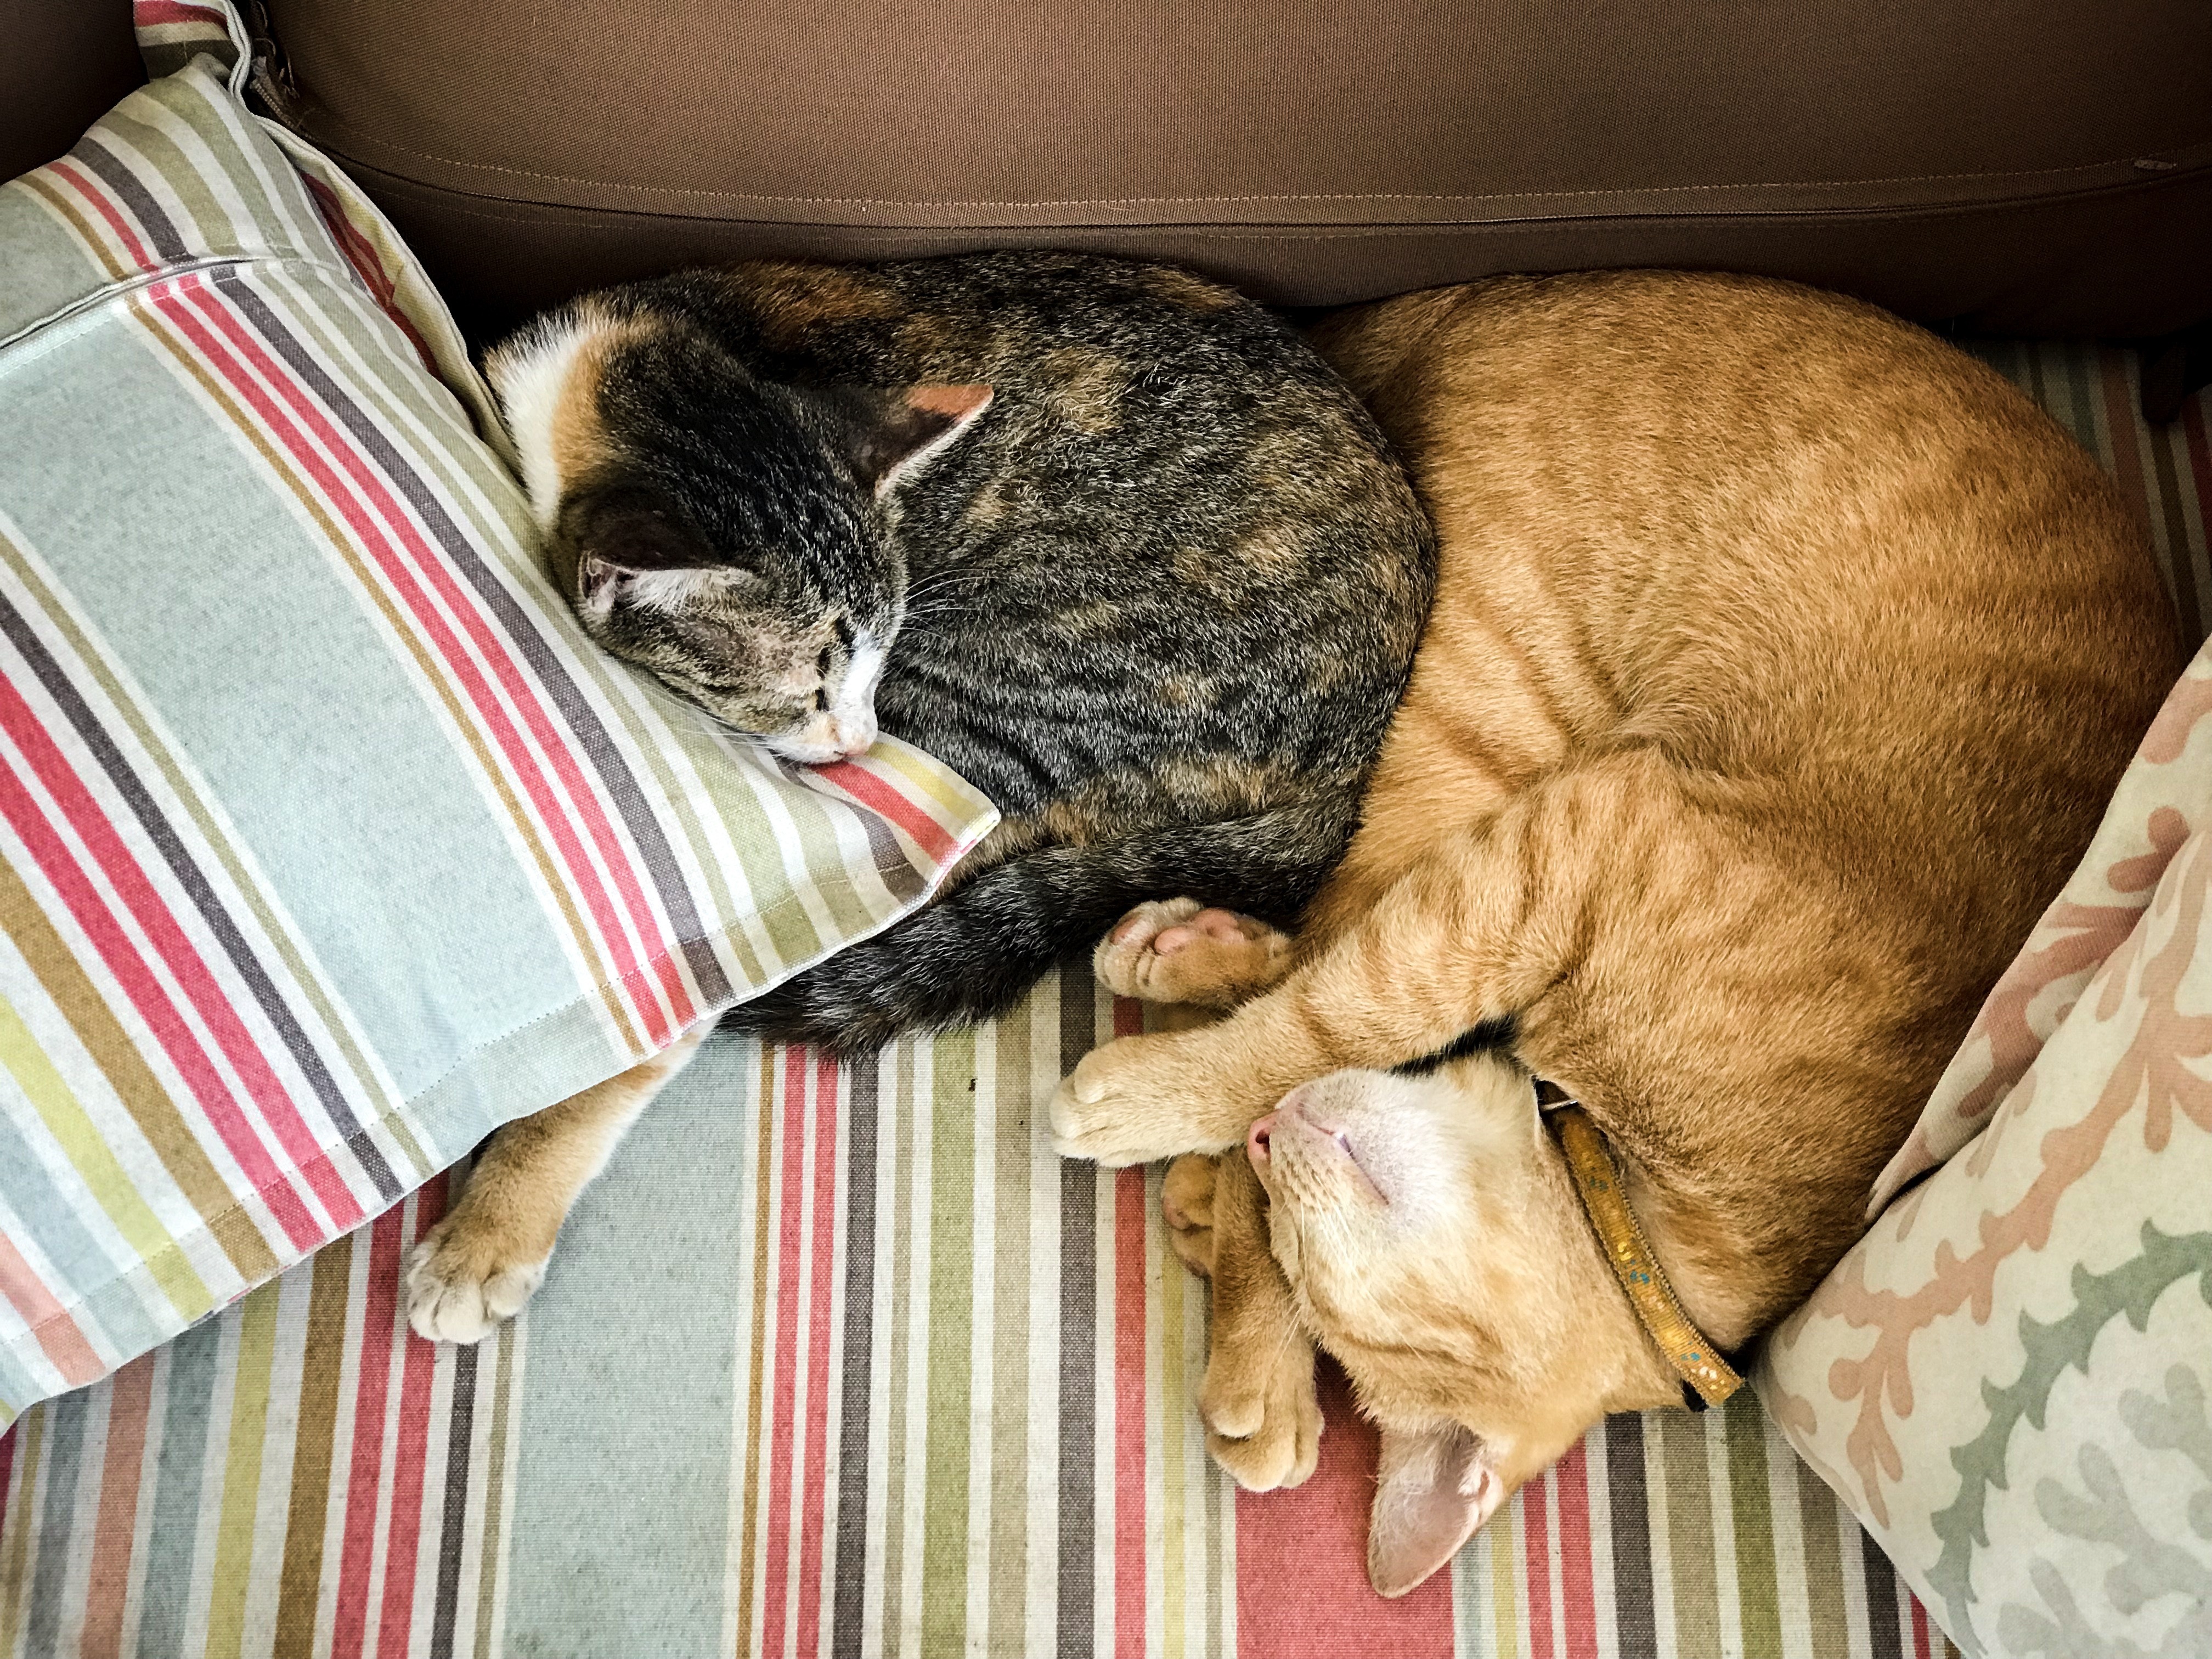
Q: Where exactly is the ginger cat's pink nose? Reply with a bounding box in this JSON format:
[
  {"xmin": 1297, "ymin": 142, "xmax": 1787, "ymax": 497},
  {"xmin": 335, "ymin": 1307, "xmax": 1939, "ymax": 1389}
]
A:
[{"xmin": 1247, "ymin": 1114, "xmax": 1277, "ymax": 1164}]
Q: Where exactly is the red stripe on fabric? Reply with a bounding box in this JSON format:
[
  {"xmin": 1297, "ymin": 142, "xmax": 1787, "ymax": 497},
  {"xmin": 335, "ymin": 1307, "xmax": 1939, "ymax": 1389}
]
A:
[
  {"xmin": 0, "ymin": 662, "xmax": 362, "ymax": 1232},
  {"xmin": 374, "ymin": 1180, "xmax": 447, "ymax": 1658},
  {"xmin": 298, "ymin": 176, "xmax": 436, "ymax": 374},
  {"xmin": 84, "ymin": 1356, "xmax": 157, "ymax": 1657},
  {"xmin": 1235, "ymin": 1360, "xmax": 1454, "ymax": 1658},
  {"xmin": 154, "ymin": 280, "xmax": 689, "ymax": 1045},
  {"xmin": 0, "ymin": 1229, "xmax": 105, "ymax": 1385},
  {"xmin": 44, "ymin": 160, "xmax": 155, "ymax": 273},
  {"xmin": 1523, "ymin": 1466, "xmax": 1557, "ymax": 1659},
  {"xmin": 330, "ymin": 1204, "xmax": 408, "ymax": 1659},
  {"xmin": 760, "ymin": 1053, "xmax": 811, "ymax": 1657},
  {"xmin": 0, "ymin": 740, "xmax": 319, "ymax": 1250},
  {"xmin": 1555, "ymin": 1440, "xmax": 1599, "ymax": 1659},
  {"xmin": 811, "ymin": 761, "xmax": 959, "ymax": 866},
  {"xmin": 1112, "ymin": 1161, "xmax": 1147, "ymax": 1659},
  {"xmin": 793, "ymin": 1055, "xmax": 842, "ymax": 1658},
  {"xmin": 133, "ymin": 0, "xmax": 228, "ymax": 24},
  {"xmin": 1910, "ymin": 1596, "xmax": 1932, "ymax": 1659}
]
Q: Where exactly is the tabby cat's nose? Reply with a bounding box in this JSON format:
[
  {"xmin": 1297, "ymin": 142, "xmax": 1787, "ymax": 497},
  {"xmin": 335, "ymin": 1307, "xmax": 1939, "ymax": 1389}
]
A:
[{"xmin": 827, "ymin": 714, "xmax": 876, "ymax": 759}]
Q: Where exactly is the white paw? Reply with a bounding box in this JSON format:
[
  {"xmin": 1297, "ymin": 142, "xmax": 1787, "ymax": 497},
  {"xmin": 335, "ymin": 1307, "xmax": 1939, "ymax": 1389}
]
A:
[{"xmin": 404, "ymin": 1215, "xmax": 549, "ymax": 1345}]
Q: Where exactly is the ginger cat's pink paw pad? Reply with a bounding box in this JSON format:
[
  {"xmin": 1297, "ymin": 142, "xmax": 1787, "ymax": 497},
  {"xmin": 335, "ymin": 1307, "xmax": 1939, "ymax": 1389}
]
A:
[
  {"xmin": 1093, "ymin": 899, "xmax": 1293, "ymax": 1009},
  {"xmin": 1162, "ymin": 1154, "xmax": 1218, "ymax": 1276},
  {"xmin": 404, "ymin": 1212, "xmax": 549, "ymax": 1345}
]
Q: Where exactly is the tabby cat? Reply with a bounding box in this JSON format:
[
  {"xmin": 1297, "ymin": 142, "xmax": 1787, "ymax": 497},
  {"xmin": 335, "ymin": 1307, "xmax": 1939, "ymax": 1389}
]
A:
[
  {"xmin": 1049, "ymin": 272, "xmax": 2179, "ymax": 1595},
  {"xmin": 404, "ymin": 252, "xmax": 1432, "ymax": 1342}
]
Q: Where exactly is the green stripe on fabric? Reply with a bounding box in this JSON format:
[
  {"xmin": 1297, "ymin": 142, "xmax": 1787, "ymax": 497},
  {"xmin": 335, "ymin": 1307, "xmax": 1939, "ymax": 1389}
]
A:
[
  {"xmin": 205, "ymin": 1280, "xmax": 280, "ymax": 1659},
  {"xmin": 137, "ymin": 1326, "xmax": 223, "ymax": 1658},
  {"xmin": 877, "ymin": 1039, "xmax": 921, "ymax": 1649},
  {"xmin": 274, "ymin": 1237, "xmax": 353, "ymax": 1656},
  {"xmin": 922, "ymin": 1030, "xmax": 979, "ymax": 1657},
  {"xmin": 1657, "ymin": 1408, "xmax": 1723, "ymax": 1651},
  {"xmin": 1796, "ymin": 1456, "xmax": 1853, "ymax": 1659},
  {"xmin": 0, "ymin": 1405, "xmax": 46, "ymax": 1654},
  {"xmin": 987, "ymin": 1007, "xmax": 1034, "ymax": 1656},
  {"xmin": 23, "ymin": 1386, "xmax": 87, "ymax": 1659},
  {"xmin": 0, "ymin": 990, "xmax": 213, "ymax": 1323},
  {"xmin": 732, "ymin": 1049, "xmax": 779, "ymax": 1658},
  {"xmin": 1724, "ymin": 1396, "xmax": 1783, "ymax": 1658}
]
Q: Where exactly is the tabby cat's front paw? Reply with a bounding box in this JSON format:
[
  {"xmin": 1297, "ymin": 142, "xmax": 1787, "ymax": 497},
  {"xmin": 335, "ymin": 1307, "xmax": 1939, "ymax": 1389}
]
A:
[
  {"xmin": 404, "ymin": 1211, "xmax": 550, "ymax": 1345},
  {"xmin": 1094, "ymin": 899, "xmax": 1294, "ymax": 1009},
  {"xmin": 1049, "ymin": 1030, "xmax": 1255, "ymax": 1165}
]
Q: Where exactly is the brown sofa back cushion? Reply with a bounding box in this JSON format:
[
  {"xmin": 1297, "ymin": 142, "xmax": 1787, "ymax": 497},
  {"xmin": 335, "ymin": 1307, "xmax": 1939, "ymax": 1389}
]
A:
[
  {"xmin": 269, "ymin": 0, "xmax": 2211, "ymax": 340},
  {"xmin": 0, "ymin": 0, "xmax": 143, "ymax": 183}
]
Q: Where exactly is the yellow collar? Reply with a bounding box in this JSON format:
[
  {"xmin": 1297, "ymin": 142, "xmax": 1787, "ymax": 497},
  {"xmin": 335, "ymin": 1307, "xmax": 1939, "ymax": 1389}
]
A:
[{"xmin": 1542, "ymin": 1089, "xmax": 1743, "ymax": 1411}]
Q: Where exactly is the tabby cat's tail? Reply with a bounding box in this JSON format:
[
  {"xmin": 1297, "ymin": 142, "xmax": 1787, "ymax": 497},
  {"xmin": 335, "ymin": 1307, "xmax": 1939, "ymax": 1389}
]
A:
[{"xmin": 720, "ymin": 799, "xmax": 1353, "ymax": 1054}]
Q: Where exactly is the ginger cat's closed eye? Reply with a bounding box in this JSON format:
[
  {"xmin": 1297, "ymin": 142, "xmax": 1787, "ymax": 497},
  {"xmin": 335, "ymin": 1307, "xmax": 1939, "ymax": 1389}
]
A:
[{"xmin": 1051, "ymin": 270, "xmax": 2180, "ymax": 1596}]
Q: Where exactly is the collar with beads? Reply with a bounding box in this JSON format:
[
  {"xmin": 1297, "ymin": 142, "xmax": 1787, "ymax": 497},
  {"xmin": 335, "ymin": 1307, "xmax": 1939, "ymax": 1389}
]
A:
[{"xmin": 1536, "ymin": 1079, "xmax": 1743, "ymax": 1412}]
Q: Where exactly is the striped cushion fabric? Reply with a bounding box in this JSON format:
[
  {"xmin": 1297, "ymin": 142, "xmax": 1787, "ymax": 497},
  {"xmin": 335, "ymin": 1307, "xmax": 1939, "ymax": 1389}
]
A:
[
  {"xmin": 0, "ymin": 0, "xmax": 994, "ymax": 1427},
  {"xmin": 1, "ymin": 346, "xmax": 2193, "ymax": 1659}
]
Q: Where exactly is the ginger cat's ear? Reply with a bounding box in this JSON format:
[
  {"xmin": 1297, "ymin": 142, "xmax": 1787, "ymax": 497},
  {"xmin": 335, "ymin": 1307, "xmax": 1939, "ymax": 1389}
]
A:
[{"xmin": 1368, "ymin": 1422, "xmax": 1505, "ymax": 1598}]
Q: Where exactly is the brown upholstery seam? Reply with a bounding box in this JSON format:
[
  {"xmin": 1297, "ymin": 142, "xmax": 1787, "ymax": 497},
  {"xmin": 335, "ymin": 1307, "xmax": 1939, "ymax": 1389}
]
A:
[
  {"xmin": 297, "ymin": 127, "xmax": 2212, "ymax": 212},
  {"xmin": 320, "ymin": 155, "xmax": 2212, "ymax": 235}
]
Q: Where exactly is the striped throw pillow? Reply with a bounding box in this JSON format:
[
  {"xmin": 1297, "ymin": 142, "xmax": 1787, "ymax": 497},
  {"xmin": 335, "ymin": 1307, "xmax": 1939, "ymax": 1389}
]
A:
[{"xmin": 0, "ymin": 0, "xmax": 995, "ymax": 1424}]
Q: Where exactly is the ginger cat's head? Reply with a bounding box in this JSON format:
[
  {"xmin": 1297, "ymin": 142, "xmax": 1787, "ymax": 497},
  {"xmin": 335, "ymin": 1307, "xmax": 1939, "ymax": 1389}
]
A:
[{"xmin": 1246, "ymin": 1054, "xmax": 1679, "ymax": 1596}]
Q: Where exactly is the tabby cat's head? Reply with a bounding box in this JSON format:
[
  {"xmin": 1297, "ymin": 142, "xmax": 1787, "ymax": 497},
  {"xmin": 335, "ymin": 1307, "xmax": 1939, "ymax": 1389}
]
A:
[{"xmin": 486, "ymin": 299, "xmax": 990, "ymax": 764}]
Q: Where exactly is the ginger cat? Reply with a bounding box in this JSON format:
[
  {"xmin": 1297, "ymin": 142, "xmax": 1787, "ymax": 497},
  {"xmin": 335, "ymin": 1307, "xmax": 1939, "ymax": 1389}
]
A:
[{"xmin": 1048, "ymin": 272, "xmax": 2179, "ymax": 1596}]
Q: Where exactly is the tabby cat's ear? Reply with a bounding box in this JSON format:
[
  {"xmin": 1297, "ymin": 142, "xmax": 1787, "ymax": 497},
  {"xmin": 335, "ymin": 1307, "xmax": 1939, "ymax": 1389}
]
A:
[
  {"xmin": 807, "ymin": 383, "xmax": 994, "ymax": 500},
  {"xmin": 1368, "ymin": 1423, "xmax": 1505, "ymax": 1598},
  {"xmin": 567, "ymin": 488, "xmax": 718, "ymax": 614}
]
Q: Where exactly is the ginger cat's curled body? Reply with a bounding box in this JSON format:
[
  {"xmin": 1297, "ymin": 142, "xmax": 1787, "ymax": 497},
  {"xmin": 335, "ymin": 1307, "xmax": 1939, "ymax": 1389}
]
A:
[{"xmin": 1050, "ymin": 272, "xmax": 2180, "ymax": 1595}]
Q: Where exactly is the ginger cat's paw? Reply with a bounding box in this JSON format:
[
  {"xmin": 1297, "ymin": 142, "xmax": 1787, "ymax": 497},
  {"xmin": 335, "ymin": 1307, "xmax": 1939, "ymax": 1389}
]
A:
[
  {"xmin": 1094, "ymin": 900, "xmax": 1294, "ymax": 1008},
  {"xmin": 1161, "ymin": 1153, "xmax": 1218, "ymax": 1277},
  {"xmin": 405, "ymin": 1207, "xmax": 552, "ymax": 1345},
  {"xmin": 1201, "ymin": 1328, "xmax": 1323, "ymax": 1491},
  {"xmin": 1049, "ymin": 1029, "xmax": 1256, "ymax": 1165}
]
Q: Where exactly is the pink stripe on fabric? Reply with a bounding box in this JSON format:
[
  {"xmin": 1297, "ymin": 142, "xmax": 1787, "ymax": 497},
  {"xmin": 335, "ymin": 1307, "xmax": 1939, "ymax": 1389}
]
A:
[
  {"xmin": 298, "ymin": 176, "xmax": 436, "ymax": 374},
  {"xmin": 1110, "ymin": 996, "xmax": 1146, "ymax": 1659},
  {"xmin": 154, "ymin": 278, "xmax": 689, "ymax": 1046},
  {"xmin": 793, "ymin": 1055, "xmax": 841, "ymax": 1657},
  {"xmin": 1555, "ymin": 1441, "xmax": 1599, "ymax": 1659},
  {"xmin": 1235, "ymin": 1362, "xmax": 1454, "ymax": 1658},
  {"xmin": 44, "ymin": 160, "xmax": 156, "ymax": 273},
  {"xmin": 330, "ymin": 1204, "xmax": 408, "ymax": 1659},
  {"xmin": 760, "ymin": 1053, "xmax": 811, "ymax": 1657},
  {"xmin": 0, "ymin": 1418, "xmax": 15, "ymax": 1542},
  {"xmin": 0, "ymin": 736, "xmax": 319, "ymax": 1251},
  {"xmin": 375, "ymin": 1181, "xmax": 446, "ymax": 1658},
  {"xmin": 811, "ymin": 761, "xmax": 960, "ymax": 866},
  {"xmin": 0, "ymin": 653, "xmax": 362, "ymax": 1232},
  {"xmin": 133, "ymin": 0, "xmax": 229, "ymax": 24},
  {"xmin": 0, "ymin": 1229, "xmax": 105, "ymax": 1386},
  {"xmin": 1523, "ymin": 1468, "xmax": 1556, "ymax": 1659},
  {"xmin": 84, "ymin": 1356, "xmax": 156, "ymax": 1656},
  {"xmin": 1112, "ymin": 1161, "xmax": 1147, "ymax": 1659}
]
